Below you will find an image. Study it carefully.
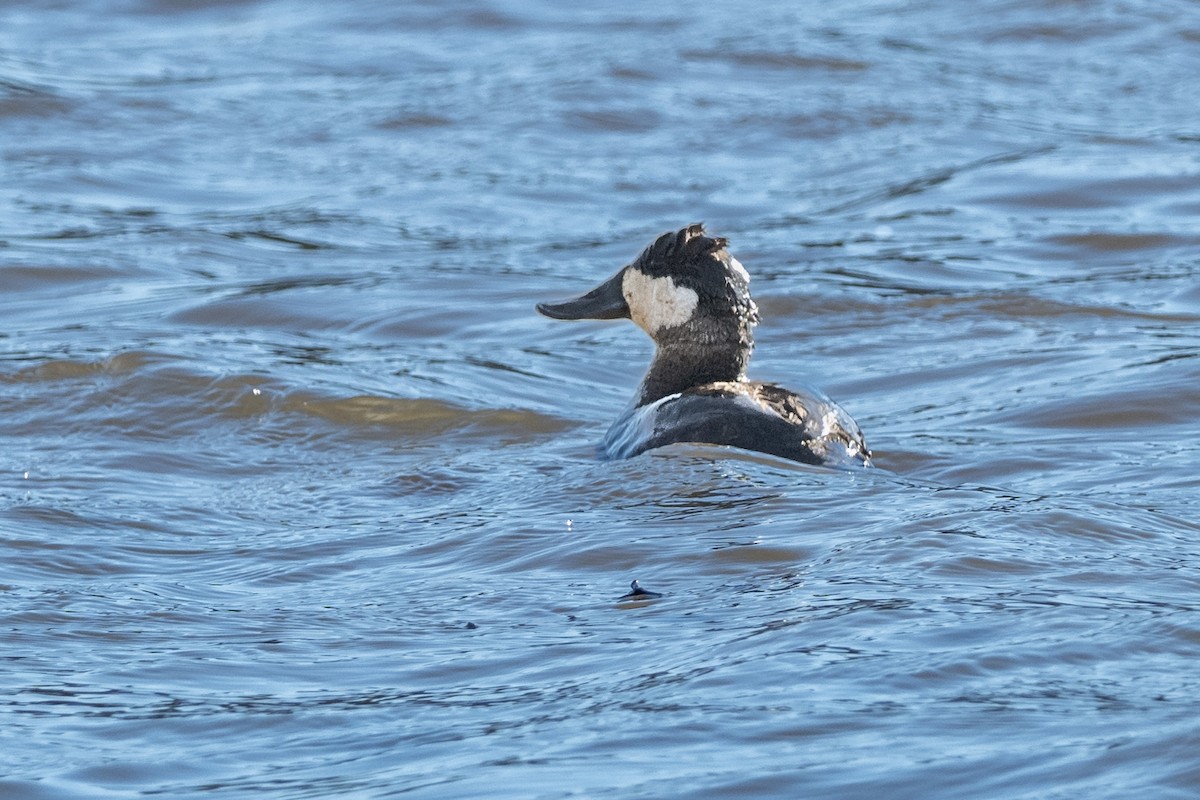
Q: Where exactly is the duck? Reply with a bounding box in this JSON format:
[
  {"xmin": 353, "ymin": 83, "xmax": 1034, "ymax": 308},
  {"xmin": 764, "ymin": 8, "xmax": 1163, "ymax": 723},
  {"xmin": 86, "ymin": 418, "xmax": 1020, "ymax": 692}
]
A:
[{"xmin": 537, "ymin": 223, "xmax": 871, "ymax": 468}]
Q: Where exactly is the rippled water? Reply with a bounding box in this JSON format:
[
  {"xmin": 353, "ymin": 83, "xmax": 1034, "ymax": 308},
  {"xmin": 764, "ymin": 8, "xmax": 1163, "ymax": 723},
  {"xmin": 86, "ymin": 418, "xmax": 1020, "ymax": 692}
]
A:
[{"xmin": 4, "ymin": 1, "xmax": 1200, "ymax": 798}]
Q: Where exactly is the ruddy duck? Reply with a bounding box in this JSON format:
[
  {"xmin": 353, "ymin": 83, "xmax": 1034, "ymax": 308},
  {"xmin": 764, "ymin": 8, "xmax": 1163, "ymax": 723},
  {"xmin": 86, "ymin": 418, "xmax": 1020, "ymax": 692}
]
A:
[{"xmin": 537, "ymin": 223, "xmax": 870, "ymax": 468}]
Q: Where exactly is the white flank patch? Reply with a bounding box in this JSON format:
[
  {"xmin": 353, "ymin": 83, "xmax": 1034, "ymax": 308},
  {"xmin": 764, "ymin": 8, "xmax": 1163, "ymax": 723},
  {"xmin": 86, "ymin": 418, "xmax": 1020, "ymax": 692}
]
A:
[
  {"xmin": 622, "ymin": 269, "xmax": 699, "ymax": 334},
  {"xmin": 602, "ymin": 394, "xmax": 676, "ymax": 458}
]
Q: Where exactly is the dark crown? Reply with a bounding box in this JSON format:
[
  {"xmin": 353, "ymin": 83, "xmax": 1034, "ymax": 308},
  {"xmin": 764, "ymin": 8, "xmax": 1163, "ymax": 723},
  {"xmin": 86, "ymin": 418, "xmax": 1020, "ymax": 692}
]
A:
[{"xmin": 634, "ymin": 223, "xmax": 729, "ymax": 276}]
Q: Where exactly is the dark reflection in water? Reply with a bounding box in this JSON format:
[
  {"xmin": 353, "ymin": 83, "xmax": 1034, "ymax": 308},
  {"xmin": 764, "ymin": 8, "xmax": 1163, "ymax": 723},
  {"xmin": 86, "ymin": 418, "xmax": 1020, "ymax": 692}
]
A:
[{"xmin": 3, "ymin": 0, "xmax": 1200, "ymax": 798}]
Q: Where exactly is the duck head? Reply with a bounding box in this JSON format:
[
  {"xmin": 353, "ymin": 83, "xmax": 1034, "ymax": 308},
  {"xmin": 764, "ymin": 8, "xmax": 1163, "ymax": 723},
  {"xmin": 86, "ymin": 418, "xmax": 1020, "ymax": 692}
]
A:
[
  {"xmin": 537, "ymin": 223, "xmax": 758, "ymax": 340},
  {"xmin": 538, "ymin": 224, "xmax": 760, "ymax": 405}
]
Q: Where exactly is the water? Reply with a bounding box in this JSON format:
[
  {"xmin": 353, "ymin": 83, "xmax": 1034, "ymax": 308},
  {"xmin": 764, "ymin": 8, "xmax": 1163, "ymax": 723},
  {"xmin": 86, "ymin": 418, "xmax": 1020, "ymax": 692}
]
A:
[{"xmin": 3, "ymin": 0, "xmax": 1200, "ymax": 797}]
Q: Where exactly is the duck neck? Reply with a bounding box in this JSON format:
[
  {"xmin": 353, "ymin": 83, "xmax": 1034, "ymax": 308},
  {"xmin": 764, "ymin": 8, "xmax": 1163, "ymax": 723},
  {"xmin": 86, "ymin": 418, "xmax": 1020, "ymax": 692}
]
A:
[{"xmin": 635, "ymin": 325, "xmax": 753, "ymax": 407}]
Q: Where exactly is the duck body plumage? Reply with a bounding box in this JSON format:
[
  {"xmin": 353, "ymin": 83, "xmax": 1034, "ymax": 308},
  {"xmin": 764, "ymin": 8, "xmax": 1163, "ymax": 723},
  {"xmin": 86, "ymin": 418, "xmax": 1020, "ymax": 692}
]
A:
[{"xmin": 603, "ymin": 381, "xmax": 869, "ymax": 467}]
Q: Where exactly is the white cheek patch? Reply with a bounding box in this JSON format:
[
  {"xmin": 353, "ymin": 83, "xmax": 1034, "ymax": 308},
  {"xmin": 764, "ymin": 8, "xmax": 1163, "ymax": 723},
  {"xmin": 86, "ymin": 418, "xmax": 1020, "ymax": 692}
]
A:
[{"xmin": 622, "ymin": 269, "xmax": 699, "ymax": 335}]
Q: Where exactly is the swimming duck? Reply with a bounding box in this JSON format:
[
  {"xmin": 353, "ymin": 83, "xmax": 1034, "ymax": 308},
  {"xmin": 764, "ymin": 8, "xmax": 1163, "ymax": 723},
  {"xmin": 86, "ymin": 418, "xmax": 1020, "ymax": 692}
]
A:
[{"xmin": 537, "ymin": 223, "xmax": 871, "ymax": 468}]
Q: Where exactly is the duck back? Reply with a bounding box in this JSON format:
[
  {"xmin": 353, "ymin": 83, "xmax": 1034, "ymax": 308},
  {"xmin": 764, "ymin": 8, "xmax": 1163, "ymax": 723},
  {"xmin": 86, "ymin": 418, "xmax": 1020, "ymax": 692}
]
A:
[{"xmin": 602, "ymin": 382, "xmax": 870, "ymax": 467}]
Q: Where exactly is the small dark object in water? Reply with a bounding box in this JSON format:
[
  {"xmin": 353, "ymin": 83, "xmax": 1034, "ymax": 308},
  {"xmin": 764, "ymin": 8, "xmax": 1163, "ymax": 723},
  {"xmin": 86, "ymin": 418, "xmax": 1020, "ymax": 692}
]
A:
[{"xmin": 620, "ymin": 579, "xmax": 662, "ymax": 600}]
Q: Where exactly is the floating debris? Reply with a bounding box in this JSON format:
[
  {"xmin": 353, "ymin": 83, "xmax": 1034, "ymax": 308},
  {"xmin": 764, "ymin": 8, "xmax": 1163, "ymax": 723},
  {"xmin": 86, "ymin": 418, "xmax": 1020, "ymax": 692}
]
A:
[{"xmin": 620, "ymin": 579, "xmax": 662, "ymax": 600}]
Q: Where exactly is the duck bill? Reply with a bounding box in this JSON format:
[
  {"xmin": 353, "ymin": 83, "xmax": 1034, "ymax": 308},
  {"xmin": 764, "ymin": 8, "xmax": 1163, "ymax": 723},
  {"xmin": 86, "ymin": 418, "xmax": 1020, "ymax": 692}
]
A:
[{"xmin": 536, "ymin": 268, "xmax": 630, "ymax": 320}]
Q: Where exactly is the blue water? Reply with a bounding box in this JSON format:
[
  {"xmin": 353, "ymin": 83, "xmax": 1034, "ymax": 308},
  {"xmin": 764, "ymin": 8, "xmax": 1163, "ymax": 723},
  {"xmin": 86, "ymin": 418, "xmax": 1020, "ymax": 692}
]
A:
[{"xmin": 3, "ymin": 1, "xmax": 1200, "ymax": 797}]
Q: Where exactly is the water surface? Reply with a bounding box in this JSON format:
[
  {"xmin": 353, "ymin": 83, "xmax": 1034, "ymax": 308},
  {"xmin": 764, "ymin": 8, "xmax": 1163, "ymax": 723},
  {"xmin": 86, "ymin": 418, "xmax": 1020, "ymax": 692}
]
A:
[{"xmin": 3, "ymin": 1, "xmax": 1200, "ymax": 798}]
